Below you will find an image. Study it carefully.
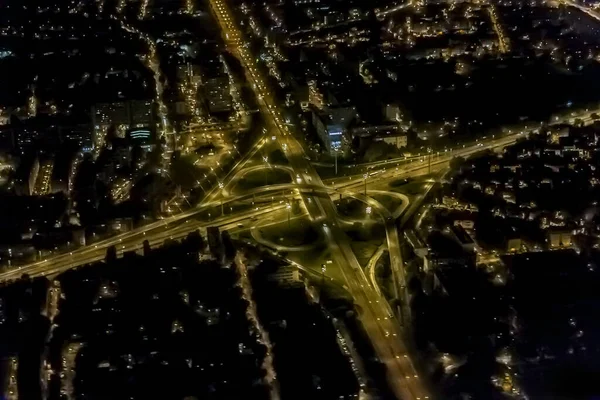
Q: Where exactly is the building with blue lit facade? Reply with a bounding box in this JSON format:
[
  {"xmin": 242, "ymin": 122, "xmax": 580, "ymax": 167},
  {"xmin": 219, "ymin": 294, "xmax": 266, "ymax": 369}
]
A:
[
  {"xmin": 311, "ymin": 106, "xmax": 356, "ymax": 156},
  {"xmin": 126, "ymin": 127, "xmax": 155, "ymax": 150}
]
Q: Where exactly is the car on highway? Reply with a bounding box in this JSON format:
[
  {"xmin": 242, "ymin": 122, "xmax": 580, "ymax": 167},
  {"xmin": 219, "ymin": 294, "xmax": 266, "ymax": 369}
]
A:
[{"xmin": 394, "ymin": 178, "xmax": 412, "ymax": 186}]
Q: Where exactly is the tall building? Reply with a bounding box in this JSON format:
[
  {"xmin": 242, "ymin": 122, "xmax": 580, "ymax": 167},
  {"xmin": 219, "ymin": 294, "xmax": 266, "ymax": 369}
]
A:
[
  {"xmin": 91, "ymin": 100, "xmax": 154, "ymax": 150},
  {"xmin": 311, "ymin": 107, "xmax": 356, "ymax": 156},
  {"xmin": 92, "ymin": 100, "xmax": 153, "ymax": 127},
  {"xmin": 203, "ymin": 76, "xmax": 233, "ymax": 114},
  {"xmin": 59, "ymin": 125, "xmax": 93, "ymax": 153},
  {"xmin": 378, "ymin": 131, "xmax": 408, "ymax": 149},
  {"xmin": 129, "ymin": 100, "xmax": 154, "ymax": 127},
  {"xmin": 92, "ymin": 102, "xmax": 129, "ymax": 127},
  {"xmin": 16, "ymin": 126, "xmax": 43, "ymax": 153},
  {"xmin": 177, "ymin": 63, "xmax": 202, "ymax": 86},
  {"xmin": 127, "ymin": 127, "xmax": 155, "ymax": 150},
  {"xmin": 384, "ymin": 103, "xmax": 401, "ymax": 122},
  {"xmin": 268, "ymin": 266, "xmax": 302, "ymax": 286},
  {"xmin": 50, "ymin": 147, "xmax": 80, "ymax": 195},
  {"xmin": 14, "ymin": 154, "xmax": 39, "ymax": 196}
]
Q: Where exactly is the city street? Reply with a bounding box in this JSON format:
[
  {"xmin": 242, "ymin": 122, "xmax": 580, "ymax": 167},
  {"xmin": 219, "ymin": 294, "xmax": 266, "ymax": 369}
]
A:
[
  {"xmin": 0, "ymin": 2, "xmax": 598, "ymax": 397},
  {"xmin": 207, "ymin": 0, "xmax": 430, "ymax": 397},
  {"xmin": 0, "ymin": 97, "xmax": 594, "ymax": 398},
  {"xmin": 1, "ymin": 1, "xmax": 599, "ymax": 398}
]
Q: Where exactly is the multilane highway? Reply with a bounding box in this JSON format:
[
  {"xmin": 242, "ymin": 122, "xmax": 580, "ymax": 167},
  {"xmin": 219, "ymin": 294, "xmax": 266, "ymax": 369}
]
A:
[
  {"xmin": 4, "ymin": 101, "xmax": 589, "ymax": 286},
  {"xmin": 206, "ymin": 0, "xmax": 432, "ymax": 398},
  {"xmin": 557, "ymin": 0, "xmax": 600, "ymax": 21},
  {"xmin": 0, "ymin": 85, "xmax": 591, "ymax": 399},
  {"xmin": 1, "ymin": 1, "xmax": 598, "ymax": 396},
  {"xmin": 0, "ymin": 108, "xmax": 589, "ymax": 282},
  {"xmin": 200, "ymin": 2, "xmax": 600, "ymax": 396},
  {"xmin": 0, "ymin": 137, "xmax": 499, "ymax": 284}
]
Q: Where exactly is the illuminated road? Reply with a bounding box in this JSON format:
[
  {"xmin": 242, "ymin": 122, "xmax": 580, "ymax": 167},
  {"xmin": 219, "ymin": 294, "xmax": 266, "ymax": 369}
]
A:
[
  {"xmin": 33, "ymin": 161, "xmax": 53, "ymax": 196},
  {"xmin": 558, "ymin": 0, "xmax": 600, "ymax": 21},
  {"xmin": 376, "ymin": 3, "xmax": 410, "ymax": 18},
  {"xmin": 1, "ymin": 2, "xmax": 598, "ymax": 396},
  {"xmin": 0, "ymin": 114, "xmax": 588, "ymax": 283},
  {"xmin": 207, "ymin": 0, "xmax": 431, "ymax": 398},
  {"xmin": 2, "ymin": 67, "xmax": 594, "ymax": 400},
  {"xmin": 366, "ymin": 245, "xmax": 387, "ymax": 297},
  {"xmin": 0, "ymin": 203, "xmax": 287, "ymax": 282},
  {"xmin": 487, "ymin": 2, "xmax": 510, "ymax": 53},
  {"xmin": 352, "ymin": 191, "xmax": 407, "ymax": 302}
]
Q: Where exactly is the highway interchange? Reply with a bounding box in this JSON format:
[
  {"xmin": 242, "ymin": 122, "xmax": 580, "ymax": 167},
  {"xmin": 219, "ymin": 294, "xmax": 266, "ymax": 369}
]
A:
[
  {"xmin": 0, "ymin": 106, "xmax": 596, "ymax": 399},
  {"xmin": 3, "ymin": 0, "xmax": 600, "ymax": 398}
]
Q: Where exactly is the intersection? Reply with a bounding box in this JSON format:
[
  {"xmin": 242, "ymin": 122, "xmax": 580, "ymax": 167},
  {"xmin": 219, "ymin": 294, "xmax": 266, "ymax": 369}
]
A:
[{"xmin": 1, "ymin": 1, "xmax": 599, "ymax": 397}]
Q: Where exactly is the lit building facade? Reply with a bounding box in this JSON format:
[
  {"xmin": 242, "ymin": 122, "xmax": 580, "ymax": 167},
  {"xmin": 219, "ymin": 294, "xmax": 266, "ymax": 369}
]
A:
[{"xmin": 311, "ymin": 106, "xmax": 356, "ymax": 156}]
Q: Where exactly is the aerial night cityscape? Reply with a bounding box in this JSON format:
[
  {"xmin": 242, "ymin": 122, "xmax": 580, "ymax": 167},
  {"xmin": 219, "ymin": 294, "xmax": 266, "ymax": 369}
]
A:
[{"xmin": 4, "ymin": 0, "xmax": 600, "ymax": 399}]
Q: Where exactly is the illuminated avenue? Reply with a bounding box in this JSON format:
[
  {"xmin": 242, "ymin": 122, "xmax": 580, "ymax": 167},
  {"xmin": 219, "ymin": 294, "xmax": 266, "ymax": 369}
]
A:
[
  {"xmin": 3, "ymin": 0, "xmax": 600, "ymax": 398},
  {"xmin": 1, "ymin": 0, "xmax": 598, "ymax": 397},
  {"xmin": 1, "ymin": 102, "xmax": 597, "ymax": 399}
]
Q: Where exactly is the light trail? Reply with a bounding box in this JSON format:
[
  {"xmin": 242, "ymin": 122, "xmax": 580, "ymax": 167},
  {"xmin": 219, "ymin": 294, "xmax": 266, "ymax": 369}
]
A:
[
  {"xmin": 375, "ymin": 2, "xmax": 410, "ymax": 18},
  {"xmin": 207, "ymin": 0, "xmax": 431, "ymax": 397},
  {"xmin": 0, "ymin": 125, "xmax": 577, "ymax": 281},
  {"xmin": 558, "ymin": 0, "xmax": 600, "ymax": 22},
  {"xmin": 487, "ymin": 3, "xmax": 510, "ymax": 54},
  {"xmin": 146, "ymin": 42, "xmax": 171, "ymax": 138},
  {"xmin": 139, "ymin": 0, "xmax": 149, "ymax": 19},
  {"xmin": 6, "ymin": 357, "xmax": 17, "ymax": 400},
  {"xmin": 59, "ymin": 343, "xmax": 82, "ymax": 400}
]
